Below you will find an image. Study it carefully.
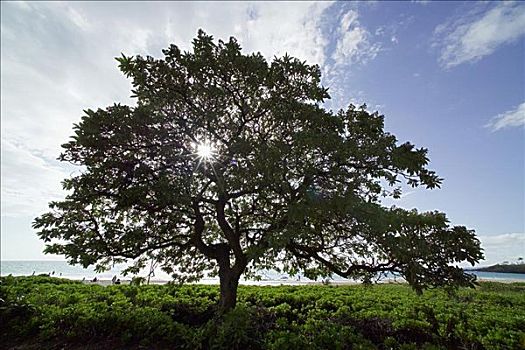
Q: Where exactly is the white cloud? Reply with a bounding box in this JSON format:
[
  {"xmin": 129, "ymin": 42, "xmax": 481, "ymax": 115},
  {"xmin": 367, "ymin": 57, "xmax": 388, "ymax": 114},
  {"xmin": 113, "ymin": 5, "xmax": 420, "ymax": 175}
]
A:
[
  {"xmin": 435, "ymin": 2, "xmax": 525, "ymax": 68},
  {"xmin": 229, "ymin": 2, "xmax": 332, "ymax": 65},
  {"xmin": 65, "ymin": 5, "xmax": 90, "ymax": 31},
  {"xmin": 340, "ymin": 9, "xmax": 359, "ymax": 32},
  {"xmin": 332, "ymin": 9, "xmax": 381, "ymax": 67},
  {"xmin": 1, "ymin": 1, "xmax": 337, "ymax": 223},
  {"xmin": 324, "ymin": 9, "xmax": 383, "ymax": 110},
  {"xmin": 476, "ymin": 233, "xmax": 525, "ymax": 266},
  {"xmin": 0, "ymin": 1, "xmax": 343, "ymax": 260},
  {"xmin": 161, "ymin": 1, "xmax": 333, "ymax": 66},
  {"xmin": 9, "ymin": 1, "xmax": 32, "ymax": 11},
  {"xmin": 1, "ymin": 139, "xmax": 68, "ymax": 217},
  {"xmin": 485, "ymin": 102, "xmax": 525, "ymax": 131}
]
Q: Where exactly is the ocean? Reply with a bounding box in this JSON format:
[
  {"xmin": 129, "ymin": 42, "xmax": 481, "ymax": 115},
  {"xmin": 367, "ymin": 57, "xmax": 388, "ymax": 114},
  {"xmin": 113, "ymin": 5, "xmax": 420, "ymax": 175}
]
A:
[
  {"xmin": 0, "ymin": 260, "xmax": 304, "ymax": 284},
  {"xmin": 1, "ymin": 260, "xmax": 524, "ymax": 284}
]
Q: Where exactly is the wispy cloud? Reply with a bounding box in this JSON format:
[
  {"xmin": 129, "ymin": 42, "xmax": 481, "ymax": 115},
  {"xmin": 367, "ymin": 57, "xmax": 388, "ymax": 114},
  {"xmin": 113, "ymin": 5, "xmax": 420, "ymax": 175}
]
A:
[
  {"xmin": 322, "ymin": 8, "xmax": 384, "ymax": 110},
  {"xmin": 1, "ymin": 1, "xmax": 335, "ymax": 219},
  {"xmin": 476, "ymin": 233, "xmax": 525, "ymax": 266},
  {"xmin": 1, "ymin": 139, "xmax": 69, "ymax": 217},
  {"xmin": 485, "ymin": 102, "xmax": 525, "ymax": 132},
  {"xmin": 411, "ymin": 0, "xmax": 430, "ymax": 5},
  {"xmin": 434, "ymin": 2, "xmax": 525, "ymax": 69},
  {"xmin": 332, "ymin": 9, "xmax": 381, "ymax": 67}
]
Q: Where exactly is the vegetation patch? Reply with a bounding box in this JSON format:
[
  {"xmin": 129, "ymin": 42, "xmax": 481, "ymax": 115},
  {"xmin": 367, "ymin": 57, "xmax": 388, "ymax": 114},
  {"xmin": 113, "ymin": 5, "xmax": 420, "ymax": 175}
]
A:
[{"xmin": 1, "ymin": 276, "xmax": 524, "ymax": 349}]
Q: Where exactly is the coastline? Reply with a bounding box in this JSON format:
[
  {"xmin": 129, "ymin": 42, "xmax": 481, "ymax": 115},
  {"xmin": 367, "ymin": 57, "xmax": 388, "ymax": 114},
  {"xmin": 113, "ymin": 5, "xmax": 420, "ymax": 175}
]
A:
[
  {"xmin": 78, "ymin": 278, "xmax": 362, "ymax": 287},
  {"xmin": 74, "ymin": 277, "xmax": 525, "ymax": 287},
  {"xmin": 4, "ymin": 261, "xmax": 525, "ymax": 285},
  {"xmin": 3, "ymin": 272, "xmax": 525, "ymax": 286}
]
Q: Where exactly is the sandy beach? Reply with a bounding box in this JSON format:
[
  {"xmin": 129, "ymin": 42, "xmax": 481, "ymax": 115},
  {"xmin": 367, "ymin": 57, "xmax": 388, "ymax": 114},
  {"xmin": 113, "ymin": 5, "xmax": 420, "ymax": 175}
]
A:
[{"xmin": 81, "ymin": 276, "xmax": 524, "ymax": 287}]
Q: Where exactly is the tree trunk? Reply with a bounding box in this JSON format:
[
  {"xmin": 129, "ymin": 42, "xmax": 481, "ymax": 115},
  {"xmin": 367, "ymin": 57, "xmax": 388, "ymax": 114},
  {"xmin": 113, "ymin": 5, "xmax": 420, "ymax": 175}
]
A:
[{"xmin": 218, "ymin": 267, "xmax": 240, "ymax": 313}]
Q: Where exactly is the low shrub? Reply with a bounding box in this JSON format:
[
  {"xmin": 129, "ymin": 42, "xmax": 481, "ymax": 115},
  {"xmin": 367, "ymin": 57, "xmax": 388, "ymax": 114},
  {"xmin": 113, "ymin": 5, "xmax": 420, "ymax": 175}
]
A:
[{"xmin": 1, "ymin": 276, "xmax": 524, "ymax": 349}]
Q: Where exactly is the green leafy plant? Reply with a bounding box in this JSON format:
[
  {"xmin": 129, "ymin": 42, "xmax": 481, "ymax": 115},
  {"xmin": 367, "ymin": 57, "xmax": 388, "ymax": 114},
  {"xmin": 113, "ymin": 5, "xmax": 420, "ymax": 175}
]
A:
[{"xmin": 2, "ymin": 277, "xmax": 525, "ymax": 349}]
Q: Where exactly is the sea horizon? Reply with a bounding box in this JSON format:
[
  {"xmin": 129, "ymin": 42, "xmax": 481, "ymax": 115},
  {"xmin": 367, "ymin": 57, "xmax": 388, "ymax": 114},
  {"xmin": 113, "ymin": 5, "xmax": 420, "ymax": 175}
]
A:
[{"xmin": 2, "ymin": 260, "xmax": 524, "ymax": 283}]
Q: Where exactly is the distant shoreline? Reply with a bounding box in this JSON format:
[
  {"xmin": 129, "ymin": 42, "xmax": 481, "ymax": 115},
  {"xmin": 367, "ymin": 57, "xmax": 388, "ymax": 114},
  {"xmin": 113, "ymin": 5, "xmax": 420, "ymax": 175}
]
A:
[
  {"xmin": 468, "ymin": 263, "xmax": 525, "ymax": 274},
  {"xmin": 3, "ymin": 260, "xmax": 525, "ymax": 284},
  {"xmin": 77, "ymin": 278, "xmax": 363, "ymax": 287},
  {"xmin": 40, "ymin": 277, "xmax": 525, "ymax": 286}
]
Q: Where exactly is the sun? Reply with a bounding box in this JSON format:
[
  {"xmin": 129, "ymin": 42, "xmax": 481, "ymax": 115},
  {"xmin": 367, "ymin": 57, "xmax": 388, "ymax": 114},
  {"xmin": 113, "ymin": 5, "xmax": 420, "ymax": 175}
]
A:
[
  {"xmin": 197, "ymin": 143, "xmax": 213, "ymax": 160},
  {"xmin": 193, "ymin": 140, "xmax": 217, "ymax": 163},
  {"xmin": 191, "ymin": 140, "xmax": 218, "ymax": 172}
]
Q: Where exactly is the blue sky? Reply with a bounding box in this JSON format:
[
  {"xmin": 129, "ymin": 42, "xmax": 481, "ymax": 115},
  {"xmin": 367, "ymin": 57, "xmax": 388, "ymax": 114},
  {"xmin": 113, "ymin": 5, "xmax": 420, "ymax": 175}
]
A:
[{"xmin": 1, "ymin": 1, "xmax": 524, "ymax": 265}]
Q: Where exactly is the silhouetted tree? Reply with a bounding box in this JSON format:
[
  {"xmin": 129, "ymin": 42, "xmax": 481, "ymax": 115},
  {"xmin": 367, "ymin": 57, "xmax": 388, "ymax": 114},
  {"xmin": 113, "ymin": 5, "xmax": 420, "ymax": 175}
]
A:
[{"xmin": 34, "ymin": 31, "xmax": 483, "ymax": 312}]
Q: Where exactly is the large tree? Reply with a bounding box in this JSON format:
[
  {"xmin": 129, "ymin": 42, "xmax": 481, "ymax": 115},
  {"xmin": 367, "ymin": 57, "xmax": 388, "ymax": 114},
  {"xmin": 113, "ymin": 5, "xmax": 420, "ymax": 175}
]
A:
[{"xmin": 34, "ymin": 31, "xmax": 483, "ymax": 311}]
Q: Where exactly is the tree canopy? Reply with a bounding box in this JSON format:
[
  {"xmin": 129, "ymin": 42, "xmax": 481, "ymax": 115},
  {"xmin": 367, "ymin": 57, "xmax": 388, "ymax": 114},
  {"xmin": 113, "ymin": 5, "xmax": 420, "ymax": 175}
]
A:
[{"xmin": 34, "ymin": 30, "xmax": 483, "ymax": 311}]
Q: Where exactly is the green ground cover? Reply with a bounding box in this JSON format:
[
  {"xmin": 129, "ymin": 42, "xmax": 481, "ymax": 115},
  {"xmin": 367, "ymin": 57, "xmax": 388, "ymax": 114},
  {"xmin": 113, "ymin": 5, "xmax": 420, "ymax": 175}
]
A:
[{"xmin": 1, "ymin": 276, "xmax": 524, "ymax": 349}]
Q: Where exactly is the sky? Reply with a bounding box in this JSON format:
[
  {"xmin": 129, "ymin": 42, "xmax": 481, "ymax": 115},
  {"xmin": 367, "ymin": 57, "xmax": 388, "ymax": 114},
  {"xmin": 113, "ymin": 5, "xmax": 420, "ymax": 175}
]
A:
[{"xmin": 1, "ymin": 1, "xmax": 524, "ymax": 266}]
